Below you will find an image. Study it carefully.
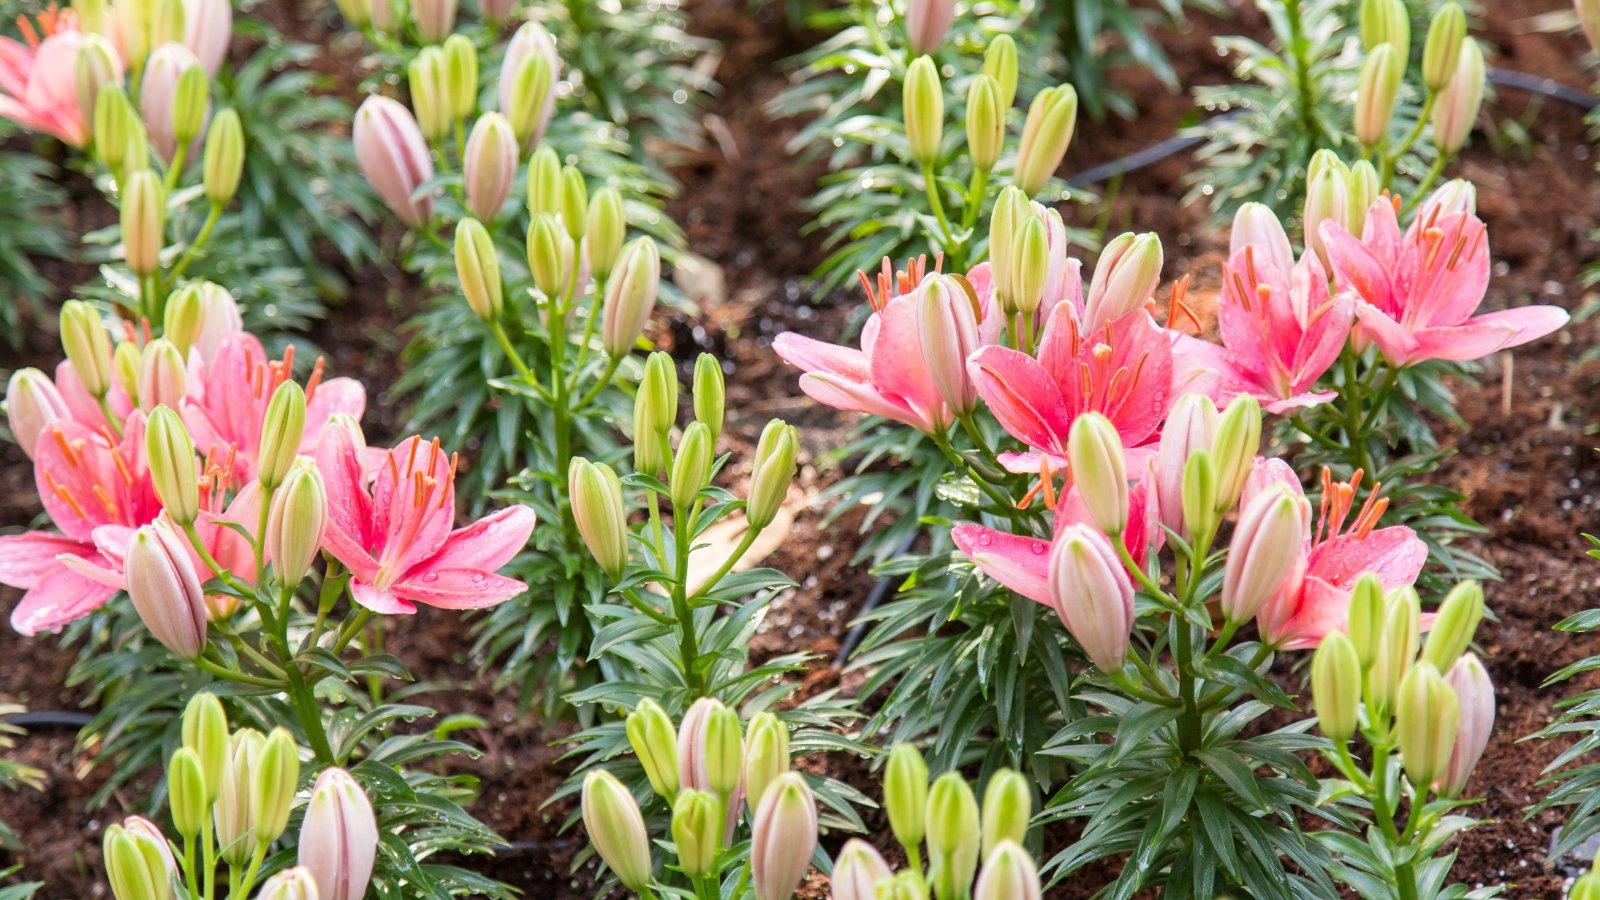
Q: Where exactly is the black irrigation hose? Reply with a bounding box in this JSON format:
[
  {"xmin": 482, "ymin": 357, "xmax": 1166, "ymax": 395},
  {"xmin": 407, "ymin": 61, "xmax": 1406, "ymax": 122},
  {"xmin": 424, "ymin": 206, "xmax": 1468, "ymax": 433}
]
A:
[
  {"xmin": 1487, "ymin": 66, "xmax": 1598, "ymax": 111},
  {"xmin": 4, "ymin": 710, "xmax": 91, "ymax": 730},
  {"xmin": 833, "ymin": 530, "xmax": 917, "ymax": 668}
]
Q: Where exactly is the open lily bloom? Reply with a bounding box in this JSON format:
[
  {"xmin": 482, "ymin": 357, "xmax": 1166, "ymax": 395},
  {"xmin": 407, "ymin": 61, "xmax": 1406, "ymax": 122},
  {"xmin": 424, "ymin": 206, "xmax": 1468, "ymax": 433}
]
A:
[
  {"xmin": 316, "ymin": 429, "xmax": 536, "ymax": 614},
  {"xmin": 0, "ymin": 11, "xmax": 97, "ymax": 146},
  {"xmin": 1245, "ymin": 459, "xmax": 1428, "ymax": 649},
  {"xmin": 773, "ymin": 260, "xmax": 1003, "ymax": 434},
  {"xmin": 1321, "ymin": 192, "xmax": 1568, "ymax": 367},
  {"xmin": 0, "ymin": 415, "xmax": 162, "ymax": 634}
]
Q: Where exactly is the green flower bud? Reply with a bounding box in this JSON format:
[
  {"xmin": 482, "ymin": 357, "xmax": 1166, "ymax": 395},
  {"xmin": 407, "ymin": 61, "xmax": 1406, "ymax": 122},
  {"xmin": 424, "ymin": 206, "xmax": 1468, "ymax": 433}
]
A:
[
  {"xmin": 748, "ymin": 419, "xmax": 798, "ymax": 531},
  {"xmin": 1368, "ymin": 586, "xmax": 1421, "ymax": 718},
  {"xmin": 1355, "ymin": 44, "xmax": 1402, "ymax": 147},
  {"xmin": 560, "ymin": 165, "xmax": 588, "ymax": 241},
  {"xmin": 1009, "ymin": 215, "xmax": 1049, "ymax": 315},
  {"xmin": 1066, "ymin": 412, "xmax": 1127, "ymax": 535},
  {"xmin": 214, "ymin": 728, "xmax": 264, "ymax": 866},
  {"xmin": 671, "ymin": 421, "xmax": 714, "ymax": 512},
  {"xmin": 104, "ymin": 821, "xmax": 176, "ymax": 900},
  {"xmin": 137, "ymin": 339, "xmax": 187, "ymax": 413},
  {"xmin": 162, "ymin": 284, "xmax": 202, "ymax": 354},
  {"xmin": 1360, "ymin": 0, "xmax": 1410, "ymax": 61},
  {"xmin": 526, "ymin": 213, "xmax": 571, "ymax": 299},
  {"xmin": 172, "ymin": 64, "xmax": 207, "ymax": 149},
  {"xmin": 1304, "ymin": 161, "xmax": 1350, "ymax": 275},
  {"xmin": 114, "ymin": 341, "xmax": 142, "ymax": 405},
  {"xmin": 504, "ymin": 51, "xmax": 553, "ymax": 147},
  {"xmin": 151, "ymin": 0, "xmax": 185, "ymax": 47},
  {"xmin": 1346, "ymin": 573, "xmax": 1387, "ymax": 670},
  {"xmin": 586, "ymin": 186, "xmax": 626, "ymax": 280},
  {"xmin": 581, "ymin": 770, "xmax": 653, "ymax": 891},
  {"xmin": 1397, "ymin": 662, "xmax": 1459, "ymax": 790},
  {"xmin": 1574, "ymin": 870, "xmax": 1600, "ymax": 900},
  {"xmin": 903, "ymin": 55, "xmax": 944, "ymax": 167},
  {"xmin": 703, "ymin": 700, "xmax": 743, "ymax": 798},
  {"xmin": 407, "ymin": 47, "xmax": 450, "ymax": 144},
  {"xmin": 526, "ymin": 146, "xmax": 562, "ymax": 218},
  {"xmin": 122, "ymin": 168, "xmax": 166, "ymax": 278},
  {"xmin": 926, "ymin": 772, "xmax": 980, "ymax": 900},
  {"xmin": 1422, "ymin": 581, "xmax": 1484, "ymax": 673},
  {"xmin": 1085, "ymin": 231, "xmax": 1163, "ymax": 331},
  {"xmin": 693, "ymin": 354, "xmax": 725, "ymax": 443},
  {"xmin": 975, "ymin": 840, "xmax": 1042, "ymax": 900},
  {"xmin": 267, "ymin": 463, "xmax": 328, "ymax": 586},
  {"xmin": 253, "ymin": 867, "xmax": 321, "ymax": 900},
  {"xmin": 257, "ymin": 381, "xmax": 306, "ymax": 491},
  {"xmin": 1211, "ymin": 393, "xmax": 1261, "ymax": 515},
  {"xmin": 442, "ymin": 34, "xmax": 478, "ymax": 122},
  {"xmin": 979, "ymin": 769, "xmax": 1030, "ymax": 857},
  {"xmin": 634, "ymin": 351, "xmax": 677, "ymax": 475},
  {"xmin": 182, "ymin": 692, "xmax": 228, "ymax": 803},
  {"xmin": 671, "ymin": 789, "xmax": 721, "ymax": 878},
  {"xmin": 1422, "ymin": 3, "xmax": 1467, "ymax": 92},
  {"xmin": 988, "ymin": 186, "xmax": 1028, "ymax": 312},
  {"xmin": 60, "ymin": 300, "xmax": 114, "ymax": 398},
  {"xmin": 93, "ymin": 85, "xmax": 137, "ymax": 172},
  {"xmin": 568, "ymin": 458, "xmax": 629, "ymax": 580},
  {"xmin": 168, "ymin": 747, "xmax": 208, "ymax": 839},
  {"xmin": 625, "ymin": 698, "xmax": 678, "ymax": 800},
  {"xmin": 454, "ymin": 218, "xmax": 503, "ymax": 322},
  {"xmin": 74, "ymin": 0, "xmax": 109, "ymax": 36},
  {"xmin": 251, "ymin": 727, "xmax": 299, "ymax": 846},
  {"xmin": 146, "ymin": 406, "xmax": 199, "ymax": 525},
  {"xmin": 1432, "ymin": 38, "xmax": 1485, "ymax": 155},
  {"xmin": 965, "ymin": 74, "xmax": 1004, "ymax": 173},
  {"xmin": 75, "ymin": 33, "xmax": 121, "ymax": 130},
  {"xmin": 1312, "ymin": 630, "xmax": 1362, "ymax": 742},
  {"xmin": 982, "ymin": 34, "xmax": 1018, "ymax": 109},
  {"xmin": 884, "ymin": 871, "xmax": 931, "ymax": 900},
  {"xmin": 202, "ymin": 108, "xmax": 244, "ymax": 207},
  {"xmin": 1346, "ymin": 158, "xmax": 1380, "ymax": 235},
  {"xmin": 743, "ymin": 712, "xmax": 791, "ymax": 808},
  {"xmin": 600, "ymin": 236, "xmax": 660, "ymax": 357},
  {"xmin": 1014, "ymin": 84, "xmax": 1077, "ymax": 196},
  {"xmin": 884, "ymin": 743, "xmax": 928, "ymax": 851},
  {"xmin": 1180, "ymin": 450, "xmax": 1218, "ymax": 543}
]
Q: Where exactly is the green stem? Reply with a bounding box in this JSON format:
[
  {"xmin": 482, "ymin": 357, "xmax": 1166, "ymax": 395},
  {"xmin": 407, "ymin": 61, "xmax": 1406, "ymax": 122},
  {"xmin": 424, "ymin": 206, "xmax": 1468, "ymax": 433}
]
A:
[
  {"xmin": 233, "ymin": 843, "xmax": 268, "ymax": 899},
  {"xmin": 621, "ymin": 588, "xmax": 674, "ymax": 625},
  {"xmin": 193, "ymin": 653, "xmax": 280, "ymax": 689},
  {"xmin": 1174, "ymin": 618, "xmax": 1202, "ymax": 755},
  {"xmin": 200, "ymin": 815, "xmax": 216, "ymax": 900},
  {"xmin": 488, "ymin": 319, "xmax": 550, "ymax": 398},
  {"xmin": 167, "ymin": 203, "xmax": 223, "ymax": 287},
  {"xmin": 1114, "ymin": 537, "xmax": 1177, "ymax": 609},
  {"xmin": 930, "ymin": 431, "xmax": 1026, "ymax": 527},
  {"xmin": 572, "ymin": 353, "xmax": 623, "ymax": 412},
  {"xmin": 163, "ymin": 143, "xmax": 187, "ymax": 195},
  {"xmin": 672, "ymin": 504, "xmax": 706, "ymax": 695},
  {"xmin": 285, "ymin": 661, "xmax": 336, "ymax": 764},
  {"xmin": 921, "ymin": 162, "xmax": 955, "ymax": 255},
  {"xmin": 960, "ymin": 166, "xmax": 990, "ymax": 233},
  {"xmin": 1284, "ymin": 0, "xmax": 1321, "ymax": 161},
  {"xmin": 570, "ymin": 271, "xmax": 609, "ymax": 378},
  {"xmin": 183, "ymin": 833, "xmax": 200, "ymax": 900},
  {"xmin": 1341, "ymin": 353, "xmax": 1371, "ymax": 475},
  {"xmin": 1382, "ymin": 93, "xmax": 1438, "ymax": 189},
  {"xmin": 688, "ymin": 526, "xmax": 760, "ymax": 603},
  {"xmin": 96, "ymin": 394, "xmax": 125, "ymax": 437}
]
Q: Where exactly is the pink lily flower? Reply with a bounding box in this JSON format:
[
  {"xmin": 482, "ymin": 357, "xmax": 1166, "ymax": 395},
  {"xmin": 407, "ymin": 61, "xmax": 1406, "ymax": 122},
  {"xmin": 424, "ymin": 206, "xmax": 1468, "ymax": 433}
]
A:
[
  {"xmin": 1244, "ymin": 459, "xmax": 1429, "ymax": 650},
  {"xmin": 315, "ymin": 429, "xmax": 536, "ymax": 614},
  {"xmin": 0, "ymin": 415, "xmax": 163, "ymax": 634},
  {"xmin": 0, "ymin": 11, "xmax": 95, "ymax": 146},
  {"xmin": 773, "ymin": 259, "xmax": 1002, "ymax": 434},
  {"xmin": 181, "ymin": 334, "xmax": 366, "ymax": 487},
  {"xmin": 1321, "ymin": 193, "xmax": 1568, "ymax": 367}
]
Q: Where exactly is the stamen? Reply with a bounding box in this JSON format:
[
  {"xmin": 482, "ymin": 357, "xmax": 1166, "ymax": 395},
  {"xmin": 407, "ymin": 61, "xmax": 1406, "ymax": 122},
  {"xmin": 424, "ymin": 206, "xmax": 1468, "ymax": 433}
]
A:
[
  {"xmin": 1039, "ymin": 457, "xmax": 1057, "ymax": 511},
  {"xmin": 44, "ymin": 471, "xmax": 86, "ymax": 519}
]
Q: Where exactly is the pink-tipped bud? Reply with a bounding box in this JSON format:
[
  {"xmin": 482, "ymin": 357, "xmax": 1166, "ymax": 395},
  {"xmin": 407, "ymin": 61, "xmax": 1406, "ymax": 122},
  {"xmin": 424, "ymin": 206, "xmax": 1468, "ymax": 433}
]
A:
[
  {"xmin": 1437, "ymin": 653, "xmax": 1494, "ymax": 797},
  {"xmin": 1224, "ymin": 485, "xmax": 1308, "ymax": 624},
  {"xmin": 601, "ymin": 237, "xmax": 660, "ymax": 357},
  {"xmin": 974, "ymin": 841, "xmax": 1043, "ymax": 900},
  {"xmin": 352, "ymin": 94, "xmax": 435, "ymax": 228},
  {"xmin": 255, "ymin": 867, "xmax": 322, "ymax": 900},
  {"xmin": 140, "ymin": 42, "xmax": 204, "ymax": 164},
  {"xmin": 410, "ymin": 0, "xmax": 458, "ymax": 43},
  {"xmin": 267, "ymin": 463, "xmax": 327, "ymax": 587},
  {"xmin": 750, "ymin": 772, "xmax": 819, "ymax": 900},
  {"xmin": 1431, "ymin": 38, "xmax": 1484, "ymax": 155},
  {"xmin": 1084, "ymin": 231, "xmax": 1161, "ymax": 333},
  {"xmin": 464, "ymin": 112, "xmax": 517, "ymax": 221},
  {"xmin": 1066, "ymin": 412, "xmax": 1127, "ymax": 536},
  {"xmin": 904, "ymin": 0, "xmax": 956, "ymax": 55},
  {"xmin": 916, "ymin": 273, "xmax": 982, "ymax": 418},
  {"xmin": 4, "ymin": 368, "xmax": 71, "ymax": 459},
  {"xmin": 499, "ymin": 22, "xmax": 560, "ymax": 146},
  {"xmin": 1228, "ymin": 202, "xmax": 1294, "ymax": 275},
  {"xmin": 299, "ymin": 768, "xmax": 378, "ymax": 900},
  {"xmin": 193, "ymin": 281, "xmax": 242, "ymax": 364},
  {"xmin": 832, "ymin": 839, "xmax": 893, "ymax": 900},
  {"xmin": 125, "ymin": 520, "xmax": 209, "ymax": 659},
  {"xmin": 1047, "ymin": 524, "xmax": 1135, "ymax": 671},
  {"xmin": 182, "ymin": 0, "xmax": 231, "ymax": 76},
  {"xmin": 1154, "ymin": 393, "xmax": 1218, "ymax": 537},
  {"xmin": 137, "ymin": 338, "xmax": 189, "ymax": 412}
]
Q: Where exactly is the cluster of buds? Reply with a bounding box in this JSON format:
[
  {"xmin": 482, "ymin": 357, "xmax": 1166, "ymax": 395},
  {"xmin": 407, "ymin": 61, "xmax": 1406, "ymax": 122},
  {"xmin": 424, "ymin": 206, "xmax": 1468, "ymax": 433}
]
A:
[
  {"xmin": 1354, "ymin": 0, "xmax": 1484, "ymax": 157},
  {"xmin": 1313, "ymin": 578, "xmax": 1493, "ymax": 800},
  {"xmin": 354, "ymin": 20, "xmax": 560, "ymax": 229},
  {"xmin": 103, "ymin": 693, "xmax": 376, "ymax": 900},
  {"xmin": 835, "ymin": 744, "xmax": 1042, "ymax": 900},
  {"xmin": 581, "ymin": 697, "xmax": 818, "ymax": 898}
]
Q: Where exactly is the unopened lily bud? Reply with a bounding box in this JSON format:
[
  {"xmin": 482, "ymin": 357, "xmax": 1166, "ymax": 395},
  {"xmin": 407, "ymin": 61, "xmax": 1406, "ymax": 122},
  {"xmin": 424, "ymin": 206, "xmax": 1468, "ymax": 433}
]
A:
[
  {"xmin": 885, "ymin": 743, "xmax": 928, "ymax": 850},
  {"xmin": 93, "ymin": 85, "xmax": 137, "ymax": 172},
  {"xmin": 454, "ymin": 217, "xmax": 502, "ymax": 322},
  {"xmin": 526, "ymin": 146, "xmax": 562, "ymax": 217},
  {"xmin": 903, "ymin": 55, "xmax": 943, "ymax": 168},
  {"xmin": 464, "ymin": 112, "xmax": 517, "ymax": 221},
  {"xmin": 114, "ymin": 341, "xmax": 142, "ymax": 405},
  {"xmin": 744, "ymin": 712, "xmax": 791, "ymax": 807},
  {"xmin": 168, "ymin": 746, "xmax": 208, "ymax": 838},
  {"xmin": 268, "ymin": 463, "xmax": 327, "ymax": 586},
  {"xmin": 299, "ymin": 768, "xmax": 378, "ymax": 900},
  {"xmin": 1346, "ymin": 159, "xmax": 1380, "ymax": 235},
  {"xmin": 1304, "ymin": 152, "xmax": 1350, "ymax": 276},
  {"xmin": 146, "ymin": 405, "xmax": 199, "ymax": 525},
  {"xmin": 560, "ymin": 165, "xmax": 588, "ymax": 240},
  {"xmin": 122, "ymin": 168, "xmax": 166, "ymax": 277},
  {"xmin": 988, "ymin": 186, "xmax": 1027, "ymax": 310},
  {"xmin": 152, "ymin": 0, "xmax": 187, "ymax": 46},
  {"xmin": 904, "ymin": 0, "xmax": 955, "ymax": 54},
  {"xmin": 74, "ymin": 0, "xmax": 109, "ymax": 37},
  {"xmin": 965, "ymin": 74, "xmax": 1004, "ymax": 172},
  {"xmin": 137, "ymin": 339, "xmax": 187, "ymax": 412},
  {"xmin": 171, "ymin": 63, "xmax": 207, "ymax": 150},
  {"xmin": 202, "ymin": 107, "xmax": 243, "ymax": 206},
  {"xmin": 194, "ymin": 282, "xmax": 241, "ymax": 363},
  {"xmin": 927, "ymin": 772, "xmax": 981, "ymax": 900},
  {"xmin": 980, "ymin": 769, "xmax": 1030, "ymax": 856},
  {"xmin": 1009, "ymin": 215, "xmax": 1049, "ymax": 315},
  {"xmin": 1155, "ymin": 394, "xmax": 1217, "ymax": 537},
  {"xmin": 749, "ymin": 419, "xmax": 798, "ymax": 531},
  {"xmin": 1579, "ymin": 871, "xmax": 1600, "ymax": 900},
  {"xmin": 105, "ymin": 820, "xmax": 178, "ymax": 900},
  {"xmin": 1368, "ymin": 587, "xmax": 1421, "ymax": 716},
  {"xmin": 1355, "ymin": 44, "xmax": 1402, "ymax": 147},
  {"xmin": 1422, "ymin": 3, "xmax": 1466, "ymax": 92},
  {"xmin": 352, "ymin": 95, "xmax": 435, "ymax": 228},
  {"xmin": 1067, "ymin": 412, "xmax": 1127, "ymax": 535},
  {"xmin": 442, "ymin": 34, "xmax": 477, "ymax": 121},
  {"xmin": 76, "ymin": 33, "xmax": 122, "ymax": 130},
  {"xmin": 61, "ymin": 300, "xmax": 114, "ymax": 398},
  {"xmin": 1229, "ymin": 201, "xmax": 1294, "ymax": 274},
  {"xmin": 586, "ymin": 186, "xmax": 625, "ymax": 279},
  {"xmin": 833, "ymin": 839, "xmax": 893, "ymax": 900},
  {"xmin": 601, "ymin": 236, "xmax": 659, "ymax": 357},
  {"xmin": 1346, "ymin": 573, "xmax": 1386, "ymax": 669},
  {"xmin": 633, "ymin": 352, "xmax": 677, "ymax": 474},
  {"xmin": 751, "ymin": 773, "xmax": 818, "ymax": 900},
  {"xmin": 1084, "ymin": 232, "xmax": 1161, "ymax": 333},
  {"xmin": 693, "ymin": 354, "xmax": 725, "ymax": 442},
  {"xmin": 1360, "ymin": 0, "xmax": 1410, "ymax": 59},
  {"xmin": 1432, "ymin": 38, "xmax": 1484, "ymax": 155},
  {"xmin": 255, "ymin": 868, "xmax": 321, "ymax": 900},
  {"xmin": 1312, "ymin": 630, "xmax": 1361, "ymax": 742},
  {"xmin": 482, "ymin": 0, "xmax": 518, "ymax": 23},
  {"xmin": 671, "ymin": 789, "xmax": 721, "ymax": 878},
  {"xmin": 1180, "ymin": 450, "xmax": 1218, "ymax": 543},
  {"xmin": 257, "ymin": 380, "xmax": 306, "ymax": 490},
  {"xmin": 1224, "ymin": 484, "xmax": 1306, "ymax": 624},
  {"xmin": 214, "ymin": 728, "xmax": 264, "ymax": 865},
  {"xmin": 408, "ymin": 47, "xmax": 450, "ymax": 144},
  {"xmin": 526, "ymin": 213, "xmax": 570, "ymax": 298},
  {"xmin": 1211, "ymin": 394, "xmax": 1261, "ymax": 513},
  {"xmin": 1422, "ymin": 580, "xmax": 1483, "ymax": 672},
  {"xmin": 4, "ymin": 368, "xmax": 70, "ymax": 459},
  {"xmin": 1049, "ymin": 524, "xmax": 1136, "ymax": 671},
  {"xmin": 983, "ymin": 34, "xmax": 1018, "ymax": 109},
  {"xmin": 501, "ymin": 41, "xmax": 555, "ymax": 147},
  {"xmin": 410, "ymin": 0, "xmax": 457, "ymax": 42},
  {"xmin": 333, "ymin": 0, "xmax": 371, "ymax": 27},
  {"xmin": 671, "ymin": 421, "xmax": 714, "ymax": 512},
  {"xmin": 1397, "ymin": 662, "xmax": 1459, "ymax": 791},
  {"xmin": 180, "ymin": 691, "xmax": 228, "ymax": 800},
  {"xmin": 702, "ymin": 694, "xmax": 743, "ymax": 798},
  {"xmin": 1014, "ymin": 84, "xmax": 1077, "ymax": 195},
  {"xmin": 917, "ymin": 273, "xmax": 981, "ymax": 416},
  {"xmin": 1420, "ymin": 178, "xmax": 1478, "ymax": 221},
  {"xmin": 974, "ymin": 841, "xmax": 1043, "ymax": 900},
  {"xmin": 163, "ymin": 284, "xmax": 202, "ymax": 353},
  {"xmin": 1438, "ymin": 653, "xmax": 1494, "ymax": 797},
  {"xmin": 140, "ymin": 44, "xmax": 200, "ymax": 164},
  {"xmin": 625, "ymin": 698, "xmax": 678, "ymax": 799},
  {"xmin": 252, "ymin": 727, "xmax": 299, "ymax": 846},
  {"xmin": 581, "ymin": 770, "xmax": 652, "ymax": 891},
  {"xmin": 568, "ymin": 458, "xmax": 628, "ymax": 580},
  {"xmin": 183, "ymin": 0, "xmax": 231, "ymax": 76}
]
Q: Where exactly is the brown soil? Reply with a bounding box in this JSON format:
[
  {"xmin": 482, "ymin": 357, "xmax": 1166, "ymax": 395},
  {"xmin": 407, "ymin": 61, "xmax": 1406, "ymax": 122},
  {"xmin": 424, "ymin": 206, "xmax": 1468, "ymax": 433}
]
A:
[{"xmin": 1, "ymin": 0, "xmax": 1598, "ymax": 896}]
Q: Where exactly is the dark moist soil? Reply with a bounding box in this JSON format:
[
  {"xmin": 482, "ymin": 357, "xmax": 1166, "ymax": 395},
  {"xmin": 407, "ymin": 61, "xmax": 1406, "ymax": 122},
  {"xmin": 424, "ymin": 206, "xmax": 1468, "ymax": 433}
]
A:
[{"xmin": 2, "ymin": 0, "xmax": 1599, "ymax": 896}]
